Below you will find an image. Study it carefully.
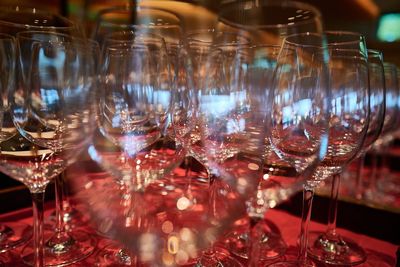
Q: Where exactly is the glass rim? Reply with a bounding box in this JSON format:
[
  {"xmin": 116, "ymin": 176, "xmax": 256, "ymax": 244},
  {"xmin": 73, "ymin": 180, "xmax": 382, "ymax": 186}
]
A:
[
  {"xmin": 282, "ymin": 32, "xmax": 326, "ymax": 48},
  {"xmin": 186, "ymin": 29, "xmax": 251, "ymax": 47},
  {"xmin": 104, "ymin": 30, "xmax": 166, "ymax": 44},
  {"xmin": 218, "ymin": 0, "xmax": 322, "ymax": 30},
  {"xmin": 96, "ymin": 5, "xmax": 183, "ymax": 30},
  {"xmin": 324, "ymin": 30, "xmax": 366, "ymax": 46},
  {"xmin": 0, "ymin": 6, "xmax": 75, "ymax": 30},
  {"xmin": 367, "ymin": 49, "xmax": 383, "ymax": 60},
  {"xmin": 367, "ymin": 49, "xmax": 382, "ymax": 55},
  {"xmin": 16, "ymin": 30, "xmax": 98, "ymax": 51}
]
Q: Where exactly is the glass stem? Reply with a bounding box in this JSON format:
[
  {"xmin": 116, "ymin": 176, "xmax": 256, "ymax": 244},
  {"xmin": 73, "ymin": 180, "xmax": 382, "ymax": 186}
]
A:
[
  {"xmin": 354, "ymin": 153, "xmax": 366, "ymax": 200},
  {"xmin": 368, "ymin": 149, "xmax": 378, "ymax": 194},
  {"xmin": 327, "ymin": 174, "xmax": 341, "ymax": 237},
  {"xmin": 378, "ymin": 141, "xmax": 392, "ymax": 181},
  {"xmin": 298, "ymin": 185, "xmax": 314, "ymax": 264},
  {"xmin": 248, "ymin": 217, "xmax": 262, "ymax": 267},
  {"xmin": 55, "ymin": 173, "xmax": 65, "ymax": 234},
  {"xmin": 184, "ymin": 156, "xmax": 191, "ymax": 178},
  {"xmin": 46, "ymin": 173, "xmax": 74, "ymax": 254},
  {"xmin": 31, "ymin": 191, "xmax": 45, "ymax": 267}
]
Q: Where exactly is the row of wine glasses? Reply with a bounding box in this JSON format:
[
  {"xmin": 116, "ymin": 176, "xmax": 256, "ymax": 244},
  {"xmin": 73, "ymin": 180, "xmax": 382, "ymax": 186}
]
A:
[
  {"xmin": 0, "ymin": 1, "xmax": 398, "ymax": 267},
  {"xmin": 336, "ymin": 60, "xmax": 399, "ymax": 206},
  {"xmin": 68, "ymin": 1, "xmax": 391, "ymax": 266}
]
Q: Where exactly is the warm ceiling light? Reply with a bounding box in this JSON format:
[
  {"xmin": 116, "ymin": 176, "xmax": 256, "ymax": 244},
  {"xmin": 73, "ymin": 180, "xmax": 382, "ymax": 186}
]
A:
[{"xmin": 354, "ymin": 0, "xmax": 380, "ymax": 19}]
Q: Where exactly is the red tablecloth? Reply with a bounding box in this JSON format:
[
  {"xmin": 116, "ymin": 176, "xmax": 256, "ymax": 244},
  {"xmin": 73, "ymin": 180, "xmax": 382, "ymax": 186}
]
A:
[{"xmin": 0, "ymin": 204, "xmax": 397, "ymax": 266}]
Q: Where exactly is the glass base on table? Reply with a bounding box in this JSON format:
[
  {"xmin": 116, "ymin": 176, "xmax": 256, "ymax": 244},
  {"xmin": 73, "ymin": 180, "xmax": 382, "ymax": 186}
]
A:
[
  {"xmin": 223, "ymin": 219, "xmax": 286, "ymax": 261},
  {"xmin": 22, "ymin": 229, "xmax": 96, "ymax": 266},
  {"xmin": 307, "ymin": 231, "xmax": 366, "ymax": 266},
  {"xmin": 0, "ymin": 222, "xmax": 32, "ymax": 252}
]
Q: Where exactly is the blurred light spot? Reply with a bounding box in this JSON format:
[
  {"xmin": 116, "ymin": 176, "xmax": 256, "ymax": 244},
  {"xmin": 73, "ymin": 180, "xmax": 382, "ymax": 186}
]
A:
[
  {"xmin": 177, "ymin": 197, "xmax": 191, "ymax": 210},
  {"xmin": 238, "ymin": 177, "xmax": 248, "ymax": 187},
  {"xmin": 162, "ymin": 220, "xmax": 174, "ymax": 234},
  {"xmin": 175, "ymin": 250, "xmax": 189, "ymax": 265},
  {"xmin": 140, "ymin": 233, "xmax": 157, "ymax": 262},
  {"xmin": 205, "ymin": 228, "xmax": 216, "ymax": 243},
  {"xmin": 166, "ymin": 185, "xmax": 175, "ymax": 190},
  {"xmin": 269, "ymin": 199, "xmax": 277, "ymax": 208},
  {"xmin": 263, "ymin": 173, "xmax": 270, "ymax": 180},
  {"xmin": 180, "ymin": 228, "xmax": 193, "ymax": 242},
  {"xmin": 247, "ymin": 163, "xmax": 259, "ymax": 170},
  {"xmin": 125, "ymin": 217, "xmax": 132, "ymax": 227},
  {"xmin": 162, "ymin": 252, "xmax": 174, "ymax": 266},
  {"xmin": 167, "ymin": 235, "xmax": 179, "ymax": 254},
  {"xmin": 84, "ymin": 181, "xmax": 93, "ymax": 189},
  {"xmin": 187, "ymin": 244, "xmax": 198, "ymax": 258}
]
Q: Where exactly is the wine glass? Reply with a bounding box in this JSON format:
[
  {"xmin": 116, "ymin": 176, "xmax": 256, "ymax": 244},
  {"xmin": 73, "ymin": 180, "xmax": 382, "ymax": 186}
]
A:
[
  {"xmin": 0, "ymin": 31, "xmax": 95, "ymax": 267},
  {"xmin": 184, "ymin": 31, "xmax": 254, "ymax": 267},
  {"xmin": 0, "ymin": 7, "xmax": 98, "ymax": 266},
  {"xmin": 364, "ymin": 63, "xmax": 399, "ymax": 201},
  {"xmin": 192, "ymin": 41, "xmax": 260, "ymax": 267},
  {"xmin": 261, "ymin": 32, "xmax": 329, "ymax": 267},
  {"xmin": 216, "ymin": 0, "xmax": 325, "ymax": 262},
  {"xmin": 92, "ymin": 4, "xmax": 183, "ymax": 53},
  {"xmin": 300, "ymin": 32, "xmax": 370, "ymax": 266},
  {"xmin": 88, "ymin": 32, "xmax": 187, "ymax": 266},
  {"xmin": 0, "ymin": 6, "xmax": 82, "ymax": 141},
  {"xmin": 269, "ymin": 31, "xmax": 370, "ymax": 267},
  {"xmin": 89, "ymin": 7, "xmax": 188, "ymax": 265},
  {"xmin": 186, "ymin": 30, "xmax": 251, "ymax": 174},
  {"xmin": 351, "ymin": 50, "xmax": 386, "ymax": 199},
  {"xmin": 375, "ymin": 66, "xmax": 400, "ymax": 198},
  {"xmin": 222, "ymin": 44, "xmax": 292, "ymax": 262},
  {"xmin": 216, "ymin": 0, "xmax": 323, "ymax": 45},
  {"xmin": 0, "ymin": 33, "xmax": 33, "ymax": 261}
]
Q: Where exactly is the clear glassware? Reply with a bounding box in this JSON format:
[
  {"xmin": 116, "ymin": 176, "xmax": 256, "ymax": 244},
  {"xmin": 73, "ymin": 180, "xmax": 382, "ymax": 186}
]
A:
[
  {"xmin": 0, "ymin": 31, "xmax": 95, "ymax": 267},
  {"xmin": 88, "ymin": 32, "xmax": 187, "ymax": 265},
  {"xmin": 222, "ymin": 45, "xmax": 290, "ymax": 262},
  {"xmin": 0, "ymin": 33, "xmax": 32, "ymax": 259},
  {"xmin": 302, "ymin": 32, "xmax": 370, "ymax": 266},
  {"xmin": 185, "ymin": 31, "xmax": 251, "ymax": 267},
  {"xmin": 263, "ymin": 32, "xmax": 330, "ymax": 267},
  {"xmin": 89, "ymin": 7, "xmax": 188, "ymax": 265},
  {"xmin": 0, "ymin": 7, "xmax": 97, "ymax": 266},
  {"xmin": 365, "ymin": 63, "xmax": 399, "ymax": 202},
  {"xmin": 216, "ymin": 0, "xmax": 325, "ymax": 262},
  {"xmin": 92, "ymin": 4, "xmax": 183, "ymax": 51},
  {"xmin": 186, "ymin": 30, "xmax": 251, "ymax": 174},
  {"xmin": 216, "ymin": 0, "xmax": 323, "ymax": 46},
  {"xmin": 349, "ymin": 50, "xmax": 386, "ymax": 199},
  {"xmin": 375, "ymin": 67, "xmax": 400, "ymax": 198}
]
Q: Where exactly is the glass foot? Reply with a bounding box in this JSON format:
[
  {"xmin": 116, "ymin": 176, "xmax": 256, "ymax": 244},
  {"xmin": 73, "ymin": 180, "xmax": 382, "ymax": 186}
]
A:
[
  {"xmin": 195, "ymin": 248, "xmax": 243, "ymax": 267},
  {"xmin": 47, "ymin": 205, "xmax": 88, "ymax": 229},
  {"xmin": 266, "ymin": 260, "xmax": 315, "ymax": 267},
  {"xmin": 22, "ymin": 229, "xmax": 96, "ymax": 266},
  {"xmin": 95, "ymin": 242, "xmax": 144, "ymax": 266},
  {"xmin": 307, "ymin": 231, "xmax": 366, "ymax": 266},
  {"xmin": 0, "ymin": 222, "xmax": 32, "ymax": 252},
  {"xmin": 224, "ymin": 223, "xmax": 286, "ymax": 260}
]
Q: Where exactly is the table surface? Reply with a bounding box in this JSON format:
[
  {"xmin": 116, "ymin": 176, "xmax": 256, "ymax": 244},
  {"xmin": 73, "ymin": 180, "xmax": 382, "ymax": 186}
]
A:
[{"xmin": 0, "ymin": 203, "xmax": 397, "ymax": 266}]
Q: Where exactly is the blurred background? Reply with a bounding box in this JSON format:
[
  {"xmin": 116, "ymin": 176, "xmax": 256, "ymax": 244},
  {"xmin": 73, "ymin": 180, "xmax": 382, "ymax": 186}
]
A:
[{"xmin": 0, "ymin": 0, "xmax": 399, "ymax": 64}]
